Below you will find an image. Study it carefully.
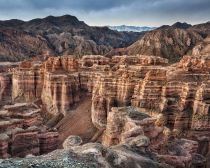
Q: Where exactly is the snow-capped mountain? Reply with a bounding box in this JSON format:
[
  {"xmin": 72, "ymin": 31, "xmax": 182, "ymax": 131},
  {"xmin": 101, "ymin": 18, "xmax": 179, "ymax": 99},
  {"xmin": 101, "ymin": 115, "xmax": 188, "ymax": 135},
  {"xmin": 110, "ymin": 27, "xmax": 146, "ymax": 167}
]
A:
[{"xmin": 108, "ymin": 25, "xmax": 156, "ymax": 32}]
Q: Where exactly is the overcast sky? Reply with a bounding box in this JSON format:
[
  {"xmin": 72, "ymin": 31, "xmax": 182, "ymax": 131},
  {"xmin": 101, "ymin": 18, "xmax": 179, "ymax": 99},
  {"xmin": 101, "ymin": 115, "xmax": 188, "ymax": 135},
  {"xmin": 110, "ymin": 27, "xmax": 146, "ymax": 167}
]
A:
[{"xmin": 0, "ymin": 0, "xmax": 209, "ymax": 26}]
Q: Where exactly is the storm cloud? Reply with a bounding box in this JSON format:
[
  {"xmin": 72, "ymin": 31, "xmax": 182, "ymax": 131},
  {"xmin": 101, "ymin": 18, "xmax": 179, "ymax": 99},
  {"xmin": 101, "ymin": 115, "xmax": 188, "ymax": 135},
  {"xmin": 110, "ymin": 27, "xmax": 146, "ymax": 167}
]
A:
[{"xmin": 0, "ymin": 0, "xmax": 209, "ymax": 26}]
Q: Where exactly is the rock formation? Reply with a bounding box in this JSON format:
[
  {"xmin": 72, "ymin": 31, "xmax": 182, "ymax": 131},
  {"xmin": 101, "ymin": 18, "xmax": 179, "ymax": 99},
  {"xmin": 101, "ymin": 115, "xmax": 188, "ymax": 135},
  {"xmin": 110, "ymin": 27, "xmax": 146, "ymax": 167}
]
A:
[
  {"xmin": 41, "ymin": 57, "xmax": 80, "ymax": 115},
  {"xmin": 0, "ymin": 102, "xmax": 59, "ymax": 158},
  {"xmin": 101, "ymin": 107, "xmax": 205, "ymax": 167},
  {"xmin": 1, "ymin": 15, "xmax": 210, "ymax": 64},
  {"xmin": 91, "ymin": 55, "xmax": 168, "ymax": 129}
]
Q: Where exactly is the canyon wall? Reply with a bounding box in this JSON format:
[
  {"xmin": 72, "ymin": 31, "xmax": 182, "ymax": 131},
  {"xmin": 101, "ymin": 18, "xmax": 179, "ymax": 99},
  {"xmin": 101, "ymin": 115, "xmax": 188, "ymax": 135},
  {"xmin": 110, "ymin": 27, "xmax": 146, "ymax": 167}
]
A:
[
  {"xmin": 1, "ymin": 54, "xmax": 210, "ymax": 135},
  {"xmin": 2, "ymin": 54, "xmax": 210, "ymax": 134}
]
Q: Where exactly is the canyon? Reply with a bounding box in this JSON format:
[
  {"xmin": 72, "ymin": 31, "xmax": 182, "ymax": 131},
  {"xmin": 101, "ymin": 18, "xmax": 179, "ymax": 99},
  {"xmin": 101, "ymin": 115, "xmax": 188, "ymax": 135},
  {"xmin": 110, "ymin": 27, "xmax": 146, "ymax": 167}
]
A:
[{"xmin": 0, "ymin": 53, "xmax": 210, "ymax": 167}]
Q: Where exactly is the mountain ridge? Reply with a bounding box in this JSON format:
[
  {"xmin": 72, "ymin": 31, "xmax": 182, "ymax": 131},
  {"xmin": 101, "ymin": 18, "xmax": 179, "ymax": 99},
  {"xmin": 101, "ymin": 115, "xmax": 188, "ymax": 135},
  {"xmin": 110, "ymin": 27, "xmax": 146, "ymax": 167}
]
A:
[
  {"xmin": 0, "ymin": 15, "xmax": 143, "ymax": 61},
  {"xmin": 107, "ymin": 21, "xmax": 210, "ymax": 63}
]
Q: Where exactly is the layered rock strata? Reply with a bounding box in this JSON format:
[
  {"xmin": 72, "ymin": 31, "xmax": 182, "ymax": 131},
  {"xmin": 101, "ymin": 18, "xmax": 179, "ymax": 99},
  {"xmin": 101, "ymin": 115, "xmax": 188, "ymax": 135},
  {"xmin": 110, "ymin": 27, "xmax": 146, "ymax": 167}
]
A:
[
  {"xmin": 2, "ymin": 54, "xmax": 210, "ymax": 134},
  {"xmin": 91, "ymin": 54, "xmax": 210, "ymax": 138},
  {"xmin": 91, "ymin": 55, "xmax": 168, "ymax": 129},
  {"xmin": 0, "ymin": 128, "xmax": 58, "ymax": 158}
]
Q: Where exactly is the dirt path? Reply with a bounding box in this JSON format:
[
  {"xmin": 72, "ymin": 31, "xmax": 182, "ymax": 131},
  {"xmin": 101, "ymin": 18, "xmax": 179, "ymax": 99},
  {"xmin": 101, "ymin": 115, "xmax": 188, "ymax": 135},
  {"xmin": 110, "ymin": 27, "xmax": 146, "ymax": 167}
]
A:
[{"xmin": 56, "ymin": 97, "xmax": 97, "ymax": 146}]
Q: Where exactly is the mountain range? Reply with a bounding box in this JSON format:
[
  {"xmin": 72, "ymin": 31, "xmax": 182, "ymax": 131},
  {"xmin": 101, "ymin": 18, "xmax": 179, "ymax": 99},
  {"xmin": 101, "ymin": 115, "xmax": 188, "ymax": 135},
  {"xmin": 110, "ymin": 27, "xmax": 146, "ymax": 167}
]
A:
[
  {"xmin": 0, "ymin": 15, "xmax": 143, "ymax": 61},
  {"xmin": 0, "ymin": 15, "xmax": 210, "ymax": 63}
]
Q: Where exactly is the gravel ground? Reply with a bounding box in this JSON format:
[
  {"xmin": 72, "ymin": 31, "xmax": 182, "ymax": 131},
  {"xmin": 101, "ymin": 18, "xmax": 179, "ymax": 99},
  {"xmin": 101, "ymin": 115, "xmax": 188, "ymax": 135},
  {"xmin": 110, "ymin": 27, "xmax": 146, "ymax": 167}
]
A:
[{"xmin": 0, "ymin": 150, "xmax": 99, "ymax": 168}]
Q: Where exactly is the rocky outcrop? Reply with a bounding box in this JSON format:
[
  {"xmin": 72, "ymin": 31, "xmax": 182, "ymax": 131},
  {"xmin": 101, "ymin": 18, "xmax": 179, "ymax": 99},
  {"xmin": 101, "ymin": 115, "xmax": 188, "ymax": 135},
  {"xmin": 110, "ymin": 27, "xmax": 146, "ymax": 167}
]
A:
[
  {"xmin": 157, "ymin": 139, "xmax": 206, "ymax": 168},
  {"xmin": 102, "ymin": 107, "xmax": 166, "ymax": 147},
  {"xmin": 192, "ymin": 36, "xmax": 210, "ymax": 56},
  {"xmin": 2, "ymin": 54, "xmax": 210, "ymax": 135},
  {"xmin": 12, "ymin": 61, "xmax": 43, "ymax": 102},
  {"xmin": 0, "ymin": 128, "xmax": 59, "ymax": 158},
  {"xmin": 38, "ymin": 132, "xmax": 59, "ymax": 154},
  {"xmin": 101, "ymin": 107, "xmax": 206, "ymax": 168},
  {"xmin": 1, "ymin": 103, "xmax": 43, "ymax": 129},
  {"xmin": 0, "ymin": 148, "xmax": 102, "ymax": 168},
  {"xmin": 0, "ymin": 134, "xmax": 9, "ymax": 159},
  {"xmin": 63, "ymin": 135, "xmax": 83, "ymax": 149},
  {"xmin": 0, "ymin": 102, "xmax": 59, "ymax": 158},
  {"xmin": 127, "ymin": 28, "xmax": 203, "ymax": 63},
  {"xmin": 0, "ymin": 62, "xmax": 19, "ymax": 106},
  {"xmin": 87, "ymin": 54, "xmax": 210, "ymax": 159},
  {"xmin": 2, "ymin": 53, "xmax": 210, "ymax": 136},
  {"xmin": 0, "ymin": 143, "xmax": 169, "ymax": 168},
  {"xmin": 10, "ymin": 131, "xmax": 40, "ymax": 157},
  {"xmin": 41, "ymin": 72, "xmax": 81, "ymax": 116}
]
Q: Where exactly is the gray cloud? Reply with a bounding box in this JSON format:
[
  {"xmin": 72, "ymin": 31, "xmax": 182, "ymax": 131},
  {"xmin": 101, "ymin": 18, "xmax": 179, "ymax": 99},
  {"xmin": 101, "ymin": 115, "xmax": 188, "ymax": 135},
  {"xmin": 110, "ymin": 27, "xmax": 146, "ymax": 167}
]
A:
[
  {"xmin": 0, "ymin": 0, "xmax": 209, "ymax": 26},
  {"xmin": 0, "ymin": 0, "xmax": 139, "ymax": 11}
]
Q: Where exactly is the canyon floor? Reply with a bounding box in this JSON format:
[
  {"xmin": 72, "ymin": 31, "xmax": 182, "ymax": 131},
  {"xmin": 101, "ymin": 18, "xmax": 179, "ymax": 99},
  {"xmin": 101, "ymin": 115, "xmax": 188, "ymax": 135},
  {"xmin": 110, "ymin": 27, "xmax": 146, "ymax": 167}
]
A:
[{"xmin": 56, "ymin": 97, "xmax": 97, "ymax": 145}]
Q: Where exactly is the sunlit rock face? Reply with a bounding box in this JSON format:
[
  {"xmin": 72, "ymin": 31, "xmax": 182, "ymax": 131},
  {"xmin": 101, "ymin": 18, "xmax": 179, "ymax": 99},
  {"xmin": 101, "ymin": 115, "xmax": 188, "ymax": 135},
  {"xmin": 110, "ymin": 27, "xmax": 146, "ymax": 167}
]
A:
[
  {"xmin": 41, "ymin": 72, "xmax": 81, "ymax": 116},
  {"xmin": 0, "ymin": 73, "xmax": 12, "ymax": 106},
  {"xmin": 102, "ymin": 107, "xmax": 166, "ymax": 147},
  {"xmin": 10, "ymin": 57, "xmax": 81, "ymax": 116},
  {"xmin": 161, "ymin": 55, "xmax": 210, "ymax": 133},
  {"xmin": 0, "ymin": 63, "xmax": 19, "ymax": 106},
  {"xmin": 41, "ymin": 57, "xmax": 81, "ymax": 116},
  {"xmin": 12, "ymin": 61, "xmax": 44, "ymax": 102}
]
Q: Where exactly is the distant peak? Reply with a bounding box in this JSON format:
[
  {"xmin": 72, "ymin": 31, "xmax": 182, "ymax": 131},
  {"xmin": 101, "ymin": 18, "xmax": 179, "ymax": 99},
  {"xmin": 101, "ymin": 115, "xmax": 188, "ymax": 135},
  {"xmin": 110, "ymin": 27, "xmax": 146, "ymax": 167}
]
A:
[
  {"xmin": 44, "ymin": 15, "xmax": 79, "ymax": 21},
  {"xmin": 172, "ymin": 22, "xmax": 192, "ymax": 29},
  {"xmin": 27, "ymin": 14, "xmax": 87, "ymax": 27},
  {"xmin": 59, "ymin": 14, "xmax": 78, "ymax": 20}
]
